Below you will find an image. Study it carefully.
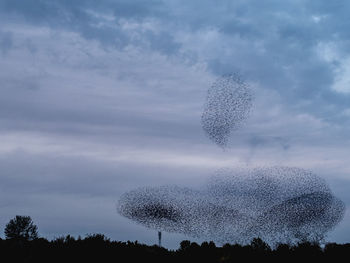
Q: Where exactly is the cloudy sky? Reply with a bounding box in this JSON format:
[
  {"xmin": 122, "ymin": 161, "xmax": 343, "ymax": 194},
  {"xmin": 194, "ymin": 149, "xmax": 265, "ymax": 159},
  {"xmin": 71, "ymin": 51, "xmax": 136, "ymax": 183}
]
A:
[{"xmin": 0, "ymin": 0, "xmax": 350, "ymax": 248}]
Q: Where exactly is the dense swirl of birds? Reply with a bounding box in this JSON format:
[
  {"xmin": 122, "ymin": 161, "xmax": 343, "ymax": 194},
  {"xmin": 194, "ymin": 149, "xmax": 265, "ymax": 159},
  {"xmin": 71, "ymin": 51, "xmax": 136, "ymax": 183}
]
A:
[
  {"xmin": 201, "ymin": 75, "xmax": 253, "ymax": 148},
  {"xmin": 118, "ymin": 74, "xmax": 345, "ymax": 246},
  {"xmin": 118, "ymin": 167, "xmax": 345, "ymax": 245}
]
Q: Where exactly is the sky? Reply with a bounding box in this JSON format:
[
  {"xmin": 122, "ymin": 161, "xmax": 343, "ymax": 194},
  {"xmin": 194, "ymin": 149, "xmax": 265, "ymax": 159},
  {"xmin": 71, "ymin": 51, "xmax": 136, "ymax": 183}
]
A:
[{"xmin": 0, "ymin": 0, "xmax": 350, "ymax": 249}]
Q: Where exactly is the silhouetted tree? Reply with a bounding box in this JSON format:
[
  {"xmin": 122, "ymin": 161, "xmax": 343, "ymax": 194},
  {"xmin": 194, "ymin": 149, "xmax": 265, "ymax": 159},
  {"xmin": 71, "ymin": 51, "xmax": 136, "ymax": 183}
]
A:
[
  {"xmin": 250, "ymin": 237, "xmax": 271, "ymax": 252},
  {"xmin": 85, "ymin": 233, "xmax": 109, "ymax": 242},
  {"xmin": 179, "ymin": 240, "xmax": 191, "ymax": 251},
  {"xmin": 4, "ymin": 215, "xmax": 38, "ymax": 241},
  {"xmin": 293, "ymin": 241, "xmax": 322, "ymax": 259},
  {"xmin": 0, "ymin": 234, "xmax": 349, "ymax": 262}
]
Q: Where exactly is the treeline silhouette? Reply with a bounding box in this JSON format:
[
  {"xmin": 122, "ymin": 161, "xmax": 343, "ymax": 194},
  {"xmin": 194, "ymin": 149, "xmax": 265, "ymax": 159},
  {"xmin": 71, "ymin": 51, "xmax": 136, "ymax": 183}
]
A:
[{"xmin": 1, "ymin": 234, "xmax": 350, "ymax": 262}]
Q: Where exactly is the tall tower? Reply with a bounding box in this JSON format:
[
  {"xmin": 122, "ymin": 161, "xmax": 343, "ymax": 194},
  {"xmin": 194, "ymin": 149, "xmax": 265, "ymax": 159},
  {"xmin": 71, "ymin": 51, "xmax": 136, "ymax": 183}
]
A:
[{"xmin": 158, "ymin": 231, "xmax": 162, "ymax": 247}]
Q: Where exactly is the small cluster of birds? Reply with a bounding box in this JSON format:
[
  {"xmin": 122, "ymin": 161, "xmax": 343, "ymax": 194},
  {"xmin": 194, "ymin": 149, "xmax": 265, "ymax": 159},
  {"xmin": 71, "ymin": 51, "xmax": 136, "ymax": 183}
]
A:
[{"xmin": 118, "ymin": 75, "xmax": 345, "ymax": 246}]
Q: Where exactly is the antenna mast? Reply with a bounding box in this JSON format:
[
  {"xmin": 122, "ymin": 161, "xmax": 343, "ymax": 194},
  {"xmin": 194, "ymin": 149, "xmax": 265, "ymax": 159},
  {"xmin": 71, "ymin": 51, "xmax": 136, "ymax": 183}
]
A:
[{"xmin": 158, "ymin": 231, "xmax": 162, "ymax": 247}]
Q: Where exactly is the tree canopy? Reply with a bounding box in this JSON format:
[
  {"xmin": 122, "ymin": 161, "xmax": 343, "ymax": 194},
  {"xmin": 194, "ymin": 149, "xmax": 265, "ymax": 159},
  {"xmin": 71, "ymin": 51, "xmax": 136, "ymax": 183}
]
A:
[{"xmin": 4, "ymin": 215, "xmax": 38, "ymax": 241}]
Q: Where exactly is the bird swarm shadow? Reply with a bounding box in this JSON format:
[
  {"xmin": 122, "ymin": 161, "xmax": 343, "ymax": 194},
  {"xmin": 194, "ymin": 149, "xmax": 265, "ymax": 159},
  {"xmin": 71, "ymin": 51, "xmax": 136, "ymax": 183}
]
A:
[{"xmin": 0, "ymin": 235, "xmax": 349, "ymax": 262}]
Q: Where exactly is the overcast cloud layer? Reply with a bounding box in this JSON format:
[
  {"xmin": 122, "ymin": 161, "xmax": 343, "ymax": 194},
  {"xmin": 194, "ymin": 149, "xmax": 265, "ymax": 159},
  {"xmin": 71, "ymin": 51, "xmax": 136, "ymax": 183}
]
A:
[{"xmin": 0, "ymin": 0, "xmax": 350, "ymax": 248}]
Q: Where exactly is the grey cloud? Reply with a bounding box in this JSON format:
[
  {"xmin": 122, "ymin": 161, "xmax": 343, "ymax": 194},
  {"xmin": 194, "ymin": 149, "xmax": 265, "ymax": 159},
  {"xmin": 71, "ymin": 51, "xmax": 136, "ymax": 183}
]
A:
[
  {"xmin": 111, "ymin": 0, "xmax": 165, "ymax": 19},
  {"xmin": 247, "ymin": 136, "xmax": 290, "ymax": 151},
  {"xmin": 0, "ymin": 149, "xmax": 211, "ymax": 204},
  {"xmin": 162, "ymin": 1, "xmax": 350, "ymax": 121},
  {"xmin": 0, "ymin": 94, "xmax": 202, "ymax": 145},
  {"xmin": 0, "ymin": 0, "xmax": 178, "ymax": 53},
  {"xmin": 0, "ymin": 30, "xmax": 13, "ymax": 54},
  {"xmin": 1, "ymin": 0, "xmax": 349, "ymax": 103}
]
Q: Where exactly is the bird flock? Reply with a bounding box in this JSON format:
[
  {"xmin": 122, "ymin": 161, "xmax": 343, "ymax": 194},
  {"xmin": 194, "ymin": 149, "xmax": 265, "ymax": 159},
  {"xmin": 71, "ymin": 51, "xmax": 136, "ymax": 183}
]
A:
[
  {"xmin": 118, "ymin": 75, "xmax": 345, "ymax": 246},
  {"xmin": 202, "ymin": 74, "xmax": 253, "ymax": 148}
]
